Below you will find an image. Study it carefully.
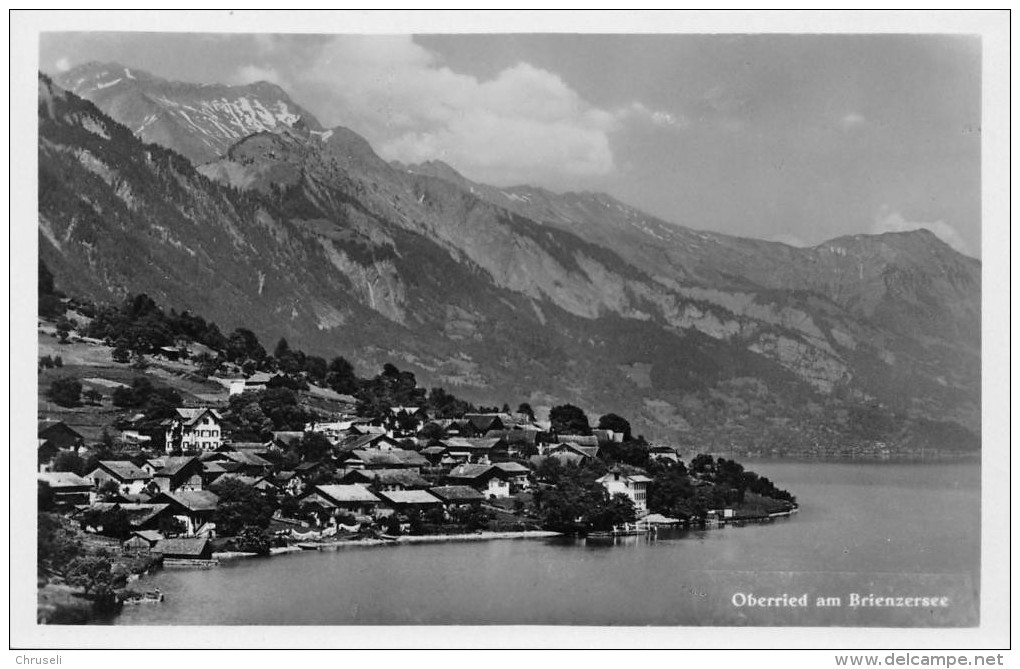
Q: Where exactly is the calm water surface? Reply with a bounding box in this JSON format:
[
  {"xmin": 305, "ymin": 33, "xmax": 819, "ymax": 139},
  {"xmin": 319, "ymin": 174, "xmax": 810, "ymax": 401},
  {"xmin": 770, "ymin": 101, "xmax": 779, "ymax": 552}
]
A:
[{"xmin": 114, "ymin": 461, "xmax": 980, "ymax": 626}]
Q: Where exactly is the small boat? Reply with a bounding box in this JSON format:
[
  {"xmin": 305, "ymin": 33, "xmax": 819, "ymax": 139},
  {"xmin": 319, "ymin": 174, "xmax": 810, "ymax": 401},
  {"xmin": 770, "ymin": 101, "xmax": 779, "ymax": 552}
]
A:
[
  {"xmin": 297, "ymin": 542, "xmax": 321, "ymax": 550},
  {"xmin": 378, "ymin": 534, "xmax": 400, "ymax": 542}
]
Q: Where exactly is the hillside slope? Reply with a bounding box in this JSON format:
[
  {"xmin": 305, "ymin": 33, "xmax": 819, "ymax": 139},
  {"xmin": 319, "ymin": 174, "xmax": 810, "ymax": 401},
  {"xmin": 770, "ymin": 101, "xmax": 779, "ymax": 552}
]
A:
[{"xmin": 38, "ymin": 71, "xmax": 980, "ymax": 451}]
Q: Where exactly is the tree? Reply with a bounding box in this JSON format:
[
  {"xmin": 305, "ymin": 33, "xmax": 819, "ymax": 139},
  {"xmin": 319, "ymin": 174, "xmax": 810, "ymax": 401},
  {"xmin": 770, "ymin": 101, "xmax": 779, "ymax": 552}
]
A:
[
  {"xmin": 591, "ymin": 493, "xmax": 637, "ymax": 531},
  {"xmin": 384, "ymin": 514, "xmax": 402, "ymax": 536},
  {"xmin": 304, "ymin": 355, "xmax": 328, "ymax": 383},
  {"xmin": 38, "ymin": 482, "xmax": 56, "ymax": 512},
  {"xmin": 224, "ymin": 392, "xmax": 274, "ymax": 442},
  {"xmin": 47, "ymin": 377, "xmax": 82, "ymax": 407},
  {"xmin": 298, "ymin": 432, "xmax": 332, "ymax": 462},
  {"xmin": 549, "ymin": 404, "xmax": 591, "ymax": 435},
  {"xmin": 210, "ymin": 479, "xmax": 275, "ymax": 536},
  {"xmin": 325, "ymin": 356, "xmax": 359, "ymax": 395},
  {"xmin": 427, "ymin": 386, "xmax": 471, "ymax": 419},
  {"xmin": 597, "ymin": 413, "xmax": 632, "ymax": 441},
  {"xmin": 690, "ymin": 453, "xmax": 715, "ymax": 475},
  {"xmin": 258, "ymin": 387, "xmax": 310, "ymax": 431},
  {"xmin": 225, "ymin": 328, "xmax": 267, "ymax": 365},
  {"xmin": 52, "ymin": 451, "xmax": 87, "ymax": 476},
  {"xmin": 517, "ymin": 403, "xmax": 535, "ymax": 421},
  {"xmin": 56, "ymin": 320, "xmax": 71, "ymax": 344},
  {"xmin": 419, "ymin": 422, "xmax": 446, "ymax": 441},
  {"xmin": 111, "ymin": 346, "xmax": 131, "ymax": 364},
  {"xmin": 37, "ymin": 513, "xmax": 82, "ymax": 576},
  {"xmin": 80, "ymin": 506, "xmax": 132, "ymax": 538},
  {"xmin": 83, "ymin": 389, "xmax": 104, "ymax": 405},
  {"xmin": 65, "ymin": 554, "xmax": 113, "ymax": 594},
  {"xmin": 192, "ymin": 351, "xmax": 221, "ymax": 377},
  {"xmin": 233, "ymin": 526, "xmax": 271, "ymax": 555}
]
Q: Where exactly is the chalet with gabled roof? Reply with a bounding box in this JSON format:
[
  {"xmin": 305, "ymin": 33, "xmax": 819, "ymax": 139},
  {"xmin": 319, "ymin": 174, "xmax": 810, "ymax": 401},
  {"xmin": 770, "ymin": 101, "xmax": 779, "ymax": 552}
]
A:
[
  {"xmin": 86, "ymin": 460, "xmax": 153, "ymax": 496},
  {"xmin": 428, "ymin": 485, "xmax": 486, "ymax": 507},
  {"xmin": 445, "ymin": 464, "xmax": 511, "ymax": 498},
  {"xmin": 153, "ymin": 456, "xmax": 204, "ymax": 493},
  {"xmin": 164, "ymin": 408, "xmax": 223, "ymax": 453},
  {"xmin": 300, "ymin": 484, "xmax": 384, "ymax": 521},
  {"xmin": 339, "ymin": 468, "xmax": 431, "ymax": 491}
]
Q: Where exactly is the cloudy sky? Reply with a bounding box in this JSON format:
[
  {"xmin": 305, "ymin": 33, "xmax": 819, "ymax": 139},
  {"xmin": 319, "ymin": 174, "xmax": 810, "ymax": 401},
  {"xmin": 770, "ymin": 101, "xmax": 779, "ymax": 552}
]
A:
[{"xmin": 40, "ymin": 32, "xmax": 981, "ymax": 256}]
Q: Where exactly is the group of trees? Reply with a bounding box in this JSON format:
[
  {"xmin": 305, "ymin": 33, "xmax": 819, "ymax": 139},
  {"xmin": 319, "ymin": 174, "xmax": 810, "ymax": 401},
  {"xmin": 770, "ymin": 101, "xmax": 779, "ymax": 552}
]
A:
[
  {"xmin": 37, "ymin": 510, "xmax": 121, "ymax": 611},
  {"xmin": 47, "ymin": 377, "xmax": 83, "ymax": 407},
  {"xmin": 531, "ymin": 459, "xmax": 637, "ymax": 533},
  {"xmin": 645, "ymin": 455, "xmax": 795, "ymax": 521}
]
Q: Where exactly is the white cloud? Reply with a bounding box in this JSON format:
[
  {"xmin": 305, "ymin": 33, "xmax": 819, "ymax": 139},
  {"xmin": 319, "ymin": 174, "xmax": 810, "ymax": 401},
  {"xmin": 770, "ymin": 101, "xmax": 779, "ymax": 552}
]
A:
[
  {"xmin": 618, "ymin": 102, "xmax": 689, "ymax": 130},
  {"xmin": 233, "ymin": 64, "xmax": 283, "ymax": 86},
  {"xmin": 245, "ymin": 36, "xmax": 680, "ymax": 187},
  {"xmin": 872, "ymin": 206, "xmax": 971, "ymax": 255},
  {"xmin": 55, "ymin": 57, "xmax": 70, "ymax": 72}
]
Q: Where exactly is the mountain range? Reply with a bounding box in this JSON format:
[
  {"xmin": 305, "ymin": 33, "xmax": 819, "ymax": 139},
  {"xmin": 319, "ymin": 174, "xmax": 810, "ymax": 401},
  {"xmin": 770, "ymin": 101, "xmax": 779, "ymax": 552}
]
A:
[{"xmin": 38, "ymin": 63, "xmax": 981, "ymax": 453}]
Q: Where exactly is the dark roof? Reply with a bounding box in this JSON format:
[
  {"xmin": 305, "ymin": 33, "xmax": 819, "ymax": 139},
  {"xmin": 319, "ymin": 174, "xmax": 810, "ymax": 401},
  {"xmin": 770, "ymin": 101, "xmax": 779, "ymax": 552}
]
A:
[
  {"xmin": 447, "ymin": 464, "xmax": 503, "ymax": 481},
  {"xmin": 337, "ymin": 433, "xmax": 395, "ymax": 452},
  {"xmin": 94, "ymin": 460, "xmax": 151, "ymax": 482},
  {"xmin": 429, "ymin": 486, "xmax": 486, "ymax": 503},
  {"xmin": 156, "ymin": 456, "xmax": 201, "ymax": 477},
  {"xmin": 493, "ymin": 461, "xmax": 531, "ymax": 475},
  {"xmin": 38, "ymin": 420, "xmax": 83, "ymax": 438},
  {"xmin": 155, "ymin": 490, "xmax": 219, "ymax": 512},
  {"xmin": 464, "ymin": 414, "xmax": 503, "ymax": 432},
  {"xmin": 486, "ymin": 430, "xmax": 537, "ymax": 445},
  {"xmin": 221, "ymin": 450, "xmax": 272, "ymax": 467},
  {"xmin": 376, "ymin": 490, "xmax": 443, "ymax": 506},
  {"xmin": 154, "ymin": 537, "xmax": 209, "ymax": 557},
  {"xmin": 341, "ymin": 468, "xmax": 430, "ymax": 488}
]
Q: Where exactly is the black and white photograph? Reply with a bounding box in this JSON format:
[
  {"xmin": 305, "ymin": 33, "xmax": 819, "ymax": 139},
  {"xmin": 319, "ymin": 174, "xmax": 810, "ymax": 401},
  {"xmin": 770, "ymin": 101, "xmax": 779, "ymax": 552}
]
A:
[{"xmin": 10, "ymin": 9, "xmax": 1009, "ymax": 654}]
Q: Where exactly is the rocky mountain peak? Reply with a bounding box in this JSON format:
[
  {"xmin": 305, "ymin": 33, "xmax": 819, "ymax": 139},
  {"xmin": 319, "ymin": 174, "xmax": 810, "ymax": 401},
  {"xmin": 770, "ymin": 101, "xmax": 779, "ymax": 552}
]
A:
[{"xmin": 54, "ymin": 62, "xmax": 323, "ymax": 165}]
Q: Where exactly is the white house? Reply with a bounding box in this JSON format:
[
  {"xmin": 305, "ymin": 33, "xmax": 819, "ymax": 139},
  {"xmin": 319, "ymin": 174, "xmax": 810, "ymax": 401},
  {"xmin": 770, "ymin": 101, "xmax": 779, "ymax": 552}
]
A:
[
  {"xmin": 596, "ymin": 469, "xmax": 652, "ymax": 513},
  {"xmin": 165, "ymin": 408, "xmax": 223, "ymax": 453}
]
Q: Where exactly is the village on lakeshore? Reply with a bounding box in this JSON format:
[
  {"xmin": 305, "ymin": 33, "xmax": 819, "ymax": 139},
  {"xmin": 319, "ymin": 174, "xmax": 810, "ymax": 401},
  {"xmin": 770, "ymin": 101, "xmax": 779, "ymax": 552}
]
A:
[{"xmin": 36, "ymin": 289, "xmax": 797, "ymax": 622}]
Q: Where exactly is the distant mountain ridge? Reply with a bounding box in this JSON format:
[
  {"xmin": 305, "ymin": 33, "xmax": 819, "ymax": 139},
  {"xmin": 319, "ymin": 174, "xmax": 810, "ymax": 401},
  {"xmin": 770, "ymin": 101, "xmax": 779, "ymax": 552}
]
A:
[
  {"xmin": 56, "ymin": 61, "xmax": 323, "ymax": 164},
  {"xmin": 38, "ymin": 67, "xmax": 981, "ymax": 452}
]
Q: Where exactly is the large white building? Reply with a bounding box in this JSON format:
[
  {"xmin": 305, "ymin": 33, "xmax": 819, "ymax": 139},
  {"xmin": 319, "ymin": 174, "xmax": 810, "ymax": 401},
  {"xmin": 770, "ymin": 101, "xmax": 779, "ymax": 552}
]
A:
[
  {"xmin": 165, "ymin": 408, "xmax": 223, "ymax": 453},
  {"xmin": 596, "ymin": 469, "xmax": 651, "ymax": 513}
]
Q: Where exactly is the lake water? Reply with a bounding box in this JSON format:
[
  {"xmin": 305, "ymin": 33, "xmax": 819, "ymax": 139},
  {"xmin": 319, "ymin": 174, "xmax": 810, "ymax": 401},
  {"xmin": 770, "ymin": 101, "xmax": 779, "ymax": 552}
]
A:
[{"xmin": 113, "ymin": 461, "xmax": 980, "ymax": 626}]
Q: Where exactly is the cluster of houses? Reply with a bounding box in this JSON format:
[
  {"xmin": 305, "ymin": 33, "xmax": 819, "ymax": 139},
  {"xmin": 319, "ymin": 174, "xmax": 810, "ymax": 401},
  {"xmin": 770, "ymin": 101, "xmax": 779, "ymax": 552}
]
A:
[{"xmin": 39, "ymin": 405, "xmax": 679, "ymax": 543}]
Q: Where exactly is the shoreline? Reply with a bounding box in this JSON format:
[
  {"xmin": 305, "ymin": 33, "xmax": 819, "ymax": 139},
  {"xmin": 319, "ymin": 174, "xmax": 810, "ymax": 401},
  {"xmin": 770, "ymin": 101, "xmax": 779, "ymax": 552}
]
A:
[{"xmin": 211, "ymin": 530, "xmax": 562, "ymax": 560}]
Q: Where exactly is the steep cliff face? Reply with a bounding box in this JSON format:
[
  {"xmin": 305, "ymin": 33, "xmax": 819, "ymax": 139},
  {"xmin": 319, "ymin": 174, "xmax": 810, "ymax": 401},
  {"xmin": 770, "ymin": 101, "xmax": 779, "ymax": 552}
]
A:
[{"xmin": 38, "ymin": 71, "xmax": 980, "ymax": 449}]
